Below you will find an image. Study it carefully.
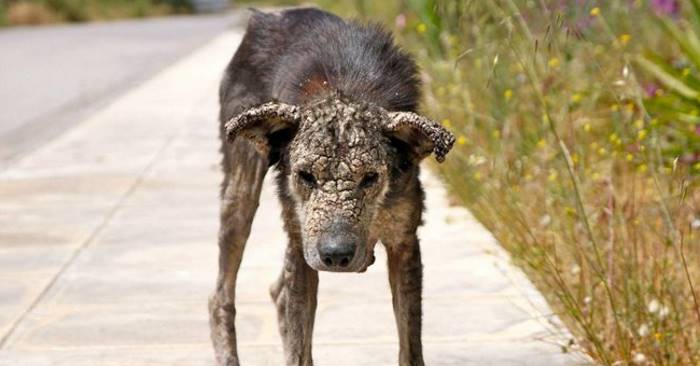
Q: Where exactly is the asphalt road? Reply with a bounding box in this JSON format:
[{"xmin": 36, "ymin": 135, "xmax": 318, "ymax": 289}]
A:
[{"xmin": 0, "ymin": 13, "xmax": 242, "ymax": 167}]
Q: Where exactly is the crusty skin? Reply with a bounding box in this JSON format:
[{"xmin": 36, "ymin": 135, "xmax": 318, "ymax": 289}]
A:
[{"xmin": 210, "ymin": 8, "xmax": 453, "ymax": 366}]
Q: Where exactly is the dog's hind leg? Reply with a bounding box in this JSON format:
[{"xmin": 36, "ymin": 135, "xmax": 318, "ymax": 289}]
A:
[
  {"xmin": 270, "ymin": 244, "xmax": 319, "ymax": 366},
  {"xmin": 210, "ymin": 138, "xmax": 268, "ymax": 366},
  {"xmin": 385, "ymin": 234, "xmax": 425, "ymax": 366}
]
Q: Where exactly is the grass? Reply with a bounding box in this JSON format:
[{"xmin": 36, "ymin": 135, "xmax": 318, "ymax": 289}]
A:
[
  {"xmin": 417, "ymin": 2, "xmax": 700, "ymax": 364},
  {"xmin": 238, "ymin": 0, "xmax": 700, "ymax": 364},
  {"xmin": 0, "ymin": 0, "xmax": 192, "ymax": 26}
]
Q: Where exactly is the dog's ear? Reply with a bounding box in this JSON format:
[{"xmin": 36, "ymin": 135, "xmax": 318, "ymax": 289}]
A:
[
  {"xmin": 224, "ymin": 102, "xmax": 300, "ymax": 155},
  {"xmin": 383, "ymin": 111, "xmax": 455, "ymax": 163}
]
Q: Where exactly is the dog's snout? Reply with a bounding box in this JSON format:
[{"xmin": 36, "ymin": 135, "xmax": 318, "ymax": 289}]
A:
[{"xmin": 319, "ymin": 238, "xmax": 356, "ymax": 268}]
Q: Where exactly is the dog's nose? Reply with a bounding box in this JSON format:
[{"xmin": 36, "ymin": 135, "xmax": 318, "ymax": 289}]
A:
[{"xmin": 319, "ymin": 238, "xmax": 356, "ymax": 268}]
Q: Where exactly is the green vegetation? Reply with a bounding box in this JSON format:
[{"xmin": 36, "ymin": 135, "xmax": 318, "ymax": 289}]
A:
[
  {"xmin": 0, "ymin": 4, "xmax": 7, "ymax": 26},
  {"xmin": 238, "ymin": 0, "xmax": 700, "ymax": 364},
  {"xmin": 0, "ymin": 0, "xmax": 191, "ymax": 26},
  {"xmin": 412, "ymin": 2, "xmax": 700, "ymax": 364},
  {"xmin": 637, "ymin": 1, "xmax": 700, "ymax": 162}
]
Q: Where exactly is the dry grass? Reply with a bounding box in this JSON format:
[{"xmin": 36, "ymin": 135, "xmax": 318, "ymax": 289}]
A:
[
  {"xmin": 5, "ymin": 2, "xmax": 62, "ymax": 25},
  {"xmin": 409, "ymin": 1, "xmax": 700, "ymax": 365},
  {"xmin": 0, "ymin": 0, "xmax": 190, "ymax": 26}
]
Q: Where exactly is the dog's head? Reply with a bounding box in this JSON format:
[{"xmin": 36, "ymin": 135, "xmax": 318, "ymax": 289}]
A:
[{"xmin": 225, "ymin": 96, "xmax": 454, "ymax": 272}]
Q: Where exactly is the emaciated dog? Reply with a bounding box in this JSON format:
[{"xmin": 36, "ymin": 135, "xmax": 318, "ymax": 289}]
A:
[{"xmin": 209, "ymin": 7, "xmax": 455, "ymax": 366}]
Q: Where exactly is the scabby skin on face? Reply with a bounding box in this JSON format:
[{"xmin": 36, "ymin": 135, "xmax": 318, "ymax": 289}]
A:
[{"xmin": 286, "ymin": 98, "xmax": 393, "ymax": 272}]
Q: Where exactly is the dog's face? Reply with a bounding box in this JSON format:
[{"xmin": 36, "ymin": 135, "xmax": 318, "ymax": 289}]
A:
[
  {"xmin": 225, "ymin": 97, "xmax": 454, "ymax": 272},
  {"xmin": 286, "ymin": 99, "xmax": 392, "ymax": 272}
]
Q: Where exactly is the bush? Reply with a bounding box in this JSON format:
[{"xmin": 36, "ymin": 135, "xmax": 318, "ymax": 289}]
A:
[
  {"xmin": 45, "ymin": 0, "xmax": 88, "ymax": 21},
  {"xmin": 0, "ymin": 3, "xmax": 6, "ymax": 26}
]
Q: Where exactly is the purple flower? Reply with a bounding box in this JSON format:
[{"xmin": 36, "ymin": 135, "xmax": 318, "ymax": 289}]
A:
[
  {"xmin": 395, "ymin": 14, "xmax": 406, "ymax": 30},
  {"xmin": 644, "ymin": 83, "xmax": 661, "ymax": 97},
  {"xmin": 651, "ymin": 0, "xmax": 680, "ymax": 17}
]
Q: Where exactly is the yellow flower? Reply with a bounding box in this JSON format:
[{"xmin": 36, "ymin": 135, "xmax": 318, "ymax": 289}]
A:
[
  {"xmin": 524, "ymin": 174, "xmax": 533, "ymax": 181},
  {"xmin": 442, "ymin": 118, "xmax": 452, "ymax": 128},
  {"xmin": 416, "ymin": 23, "xmax": 427, "ymax": 33},
  {"xmin": 473, "ymin": 172, "xmax": 482, "ymax": 181},
  {"xmin": 446, "ymin": 35, "xmax": 457, "ymax": 47},
  {"xmin": 570, "ymin": 93, "xmax": 583, "ymax": 103},
  {"xmin": 634, "ymin": 119, "xmax": 644, "ymax": 129},
  {"xmin": 597, "ymin": 147, "xmax": 607, "ymax": 156},
  {"xmin": 457, "ymin": 136, "xmax": 467, "ymax": 145},
  {"xmin": 619, "ymin": 34, "xmax": 631, "ymax": 45},
  {"xmin": 637, "ymin": 164, "xmax": 648, "ymax": 173},
  {"xmin": 611, "ymin": 104, "xmax": 620, "ymax": 112},
  {"xmin": 693, "ymin": 162, "xmax": 700, "ymax": 171},
  {"xmin": 625, "ymin": 102, "xmax": 635, "ymax": 113},
  {"xmin": 590, "ymin": 7, "xmax": 600, "ymax": 16},
  {"xmin": 655, "ymin": 332, "xmax": 663, "ymax": 341},
  {"xmin": 591, "ymin": 172, "xmax": 601, "ymax": 181},
  {"xmin": 683, "ymin": 68, "xmax": 691, "ymax": 77},
  {"xmin": 583, "ymin": 123, "xmax": 592, "ymax": 132},
  {"xmin": 637, "ymin": 129, "xmax": 648, "ymax": 141},
  {"xmin": 572, "ymin": 153, "xmax": 580, "ymax": 164},
  {"xmin": 504, "ymin": 89, "xmax": 513, "ymax": 101},
  {"xmin": 492, "ymin": 130, "xmax": 501, "ymax": 139},
  {"xmin": 548, "ymin": 57, "xmax": 560, "ymax": 69},
  {"xmin": 548, "ymin": 169, "xmax": 558, "ymax": 182},
  {"xmin": 626, "ymin": 153, "xmax": 634, "ymax": 162},
  {"xmin": 608, "ymin": 133, "xmax": 620, "ymax": 145},
  {"xmin": 537, "ymin": 139, "xmax": 546, "ymax": 149}
]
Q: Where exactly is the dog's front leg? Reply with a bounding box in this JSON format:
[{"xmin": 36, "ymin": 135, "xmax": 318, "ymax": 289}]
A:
[
  {"xmin": 210, "ymin": 142, "xmax": 268, "ymax": 366},
  {"xmin": 270, "ymin": 245, "xmax": 319, "ymax": 366},
  {"xmin": 386, "ymin": 235, "xmax": 424, "ymax": 366}
]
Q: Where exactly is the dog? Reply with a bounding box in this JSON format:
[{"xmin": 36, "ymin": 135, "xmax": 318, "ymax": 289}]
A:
[{"xmin": 209, "ymin": 7, "xmax": 454, "ymax": 366}]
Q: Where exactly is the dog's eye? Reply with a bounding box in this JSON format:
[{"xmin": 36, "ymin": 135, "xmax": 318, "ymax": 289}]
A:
[
  {"xmin": 297, "ymin": 170, "xmax": 317, "ymax": 188},
  {"xmin": 359, "ymin": 172, "xmax": 379, "ymax": 188}
]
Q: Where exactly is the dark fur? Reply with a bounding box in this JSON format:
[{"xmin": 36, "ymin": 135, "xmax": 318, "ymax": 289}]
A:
[{"xmin": 210, "ymin": 8, "xmax": 452, "ymax": 366}]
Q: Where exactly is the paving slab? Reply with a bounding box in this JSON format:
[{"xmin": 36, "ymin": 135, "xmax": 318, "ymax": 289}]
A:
[{"xmin": 0, "ymin": 26, "xmax": 589, "ymax": 366}]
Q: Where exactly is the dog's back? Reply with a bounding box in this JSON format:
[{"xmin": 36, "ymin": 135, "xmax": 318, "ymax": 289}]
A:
[{"xmin": 219, "ymin": 8, "xmax": 421, "ymax": 127}]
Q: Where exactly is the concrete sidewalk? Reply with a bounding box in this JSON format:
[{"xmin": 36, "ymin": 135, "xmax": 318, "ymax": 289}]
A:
[{"xmin": 0, "ymin": 30, "xmax": 588, "ymax": 365}]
